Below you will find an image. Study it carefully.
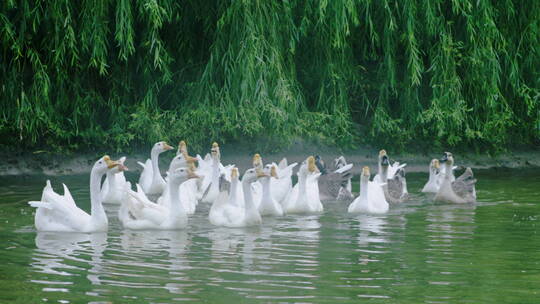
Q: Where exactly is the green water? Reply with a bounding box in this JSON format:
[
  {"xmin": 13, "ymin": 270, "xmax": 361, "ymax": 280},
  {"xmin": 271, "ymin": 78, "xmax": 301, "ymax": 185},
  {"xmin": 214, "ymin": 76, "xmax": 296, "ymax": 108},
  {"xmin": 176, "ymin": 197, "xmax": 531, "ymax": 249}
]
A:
[{"xmin": 1, "ymin": 169, "xmax": 539, "ymax": 303}]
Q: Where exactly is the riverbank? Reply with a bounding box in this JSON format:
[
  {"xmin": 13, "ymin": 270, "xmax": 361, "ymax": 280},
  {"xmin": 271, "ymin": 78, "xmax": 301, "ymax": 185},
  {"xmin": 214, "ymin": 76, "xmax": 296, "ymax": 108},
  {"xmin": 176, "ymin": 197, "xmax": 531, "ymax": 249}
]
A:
[{"xmin": 1, "ymin": 141, "xmax": 538, "ymax": 176}]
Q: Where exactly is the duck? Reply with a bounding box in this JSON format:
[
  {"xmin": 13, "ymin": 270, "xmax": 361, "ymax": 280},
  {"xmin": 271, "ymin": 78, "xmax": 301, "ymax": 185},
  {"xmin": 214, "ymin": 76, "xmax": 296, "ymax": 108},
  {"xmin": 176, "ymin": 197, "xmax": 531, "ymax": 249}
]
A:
[
  {"xmin": 138, "ymin": 141, "xmax": 173, "ymax": 196},
  {"xmin": 119, "ymin": 167, "xmax": 198, "ymax": 230},
  {"xmin": 315, "ymin": 155, "xmax": 354, "ymax": 201},
  {"xmin": 434, "ymin": 152, "xmax": 477, "ymax": 204},
  {"xmin": 283, "ymin": 156, "xmax": 323, "ymax": 214},
  {"xmin": 422, "ymin": 159, "xmax": 440, "ymax": 193},
  {"xmin": 258, "ymin": 165, "xmax": 283, "ymax": 216},
  {"xmin": 348, "ymin": 166, "xmax": 389, "ymax": 214},
  {"xmin": 377, "ymin": 150, "xmax": 408, "ymax": 204},
  {"xmin": 28, "ymin": 156, "xmax": 123, "ymax": 232},
  {"xmin": 209, "ymin": 167, "xmax": 262, "ymax": 227},
  {"xmin": 101, "ymin": 156, "xmax": 129, "ymax": 205}
]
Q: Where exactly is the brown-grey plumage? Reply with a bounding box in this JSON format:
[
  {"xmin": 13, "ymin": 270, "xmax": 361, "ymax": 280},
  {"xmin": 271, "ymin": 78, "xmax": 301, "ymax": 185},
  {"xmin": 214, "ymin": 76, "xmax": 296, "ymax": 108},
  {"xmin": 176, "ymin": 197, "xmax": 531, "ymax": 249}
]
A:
[
  {"xmin": 333, "ymin": 156, "xmax": 347, "ymax": 170},
  {"xmin": 435, "ymin": 152, "xmax": 477, "ymax": 204},
  {"xmin": 385, "ymin": 168, "xmax": 408, "ymax": 203},
  {"xmin": 318, "ymin": 170, "xmax": 352, "ymax": 201},
  {"xmin": 378, "ymin": 150, "xmax": 408, "ymax": 204},
  {"xmin": 451, "ymin": 167, "xmax": 476, "ymax": 202},
  {"xmin": 219, "ymin": 174, "xmax": 231, "ymax": 193}
]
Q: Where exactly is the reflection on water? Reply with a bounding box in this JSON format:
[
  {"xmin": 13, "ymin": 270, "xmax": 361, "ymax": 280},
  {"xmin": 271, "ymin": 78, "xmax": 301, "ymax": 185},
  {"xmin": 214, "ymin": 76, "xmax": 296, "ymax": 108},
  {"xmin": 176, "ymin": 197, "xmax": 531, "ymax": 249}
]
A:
[
  {"xmin": 1, "ymin": 169, "xmax": 540, "ymax": 303},
  {"xmin": 32, "ymin": 232, "xmax": 107, "ymax": 293}
]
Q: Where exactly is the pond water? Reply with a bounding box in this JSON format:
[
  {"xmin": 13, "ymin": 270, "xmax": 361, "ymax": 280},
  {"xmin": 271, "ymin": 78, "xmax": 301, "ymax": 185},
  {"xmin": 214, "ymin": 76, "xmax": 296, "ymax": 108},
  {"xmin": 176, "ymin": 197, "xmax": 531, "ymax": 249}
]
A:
[{"xmin": 1, "ymin": 169, "xmax": 539, "ymax": 303}]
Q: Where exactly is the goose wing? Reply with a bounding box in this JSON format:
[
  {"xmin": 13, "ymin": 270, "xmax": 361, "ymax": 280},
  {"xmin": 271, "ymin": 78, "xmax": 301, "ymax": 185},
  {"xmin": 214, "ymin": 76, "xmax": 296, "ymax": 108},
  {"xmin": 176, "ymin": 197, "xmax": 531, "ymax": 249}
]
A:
[
  {"xmin": 451, "ymin": 168, "xmax": 477, "ymax": 200},
  {"xmin": 317, "ymin": 169, "xmax": 352, "ymax": 200}
]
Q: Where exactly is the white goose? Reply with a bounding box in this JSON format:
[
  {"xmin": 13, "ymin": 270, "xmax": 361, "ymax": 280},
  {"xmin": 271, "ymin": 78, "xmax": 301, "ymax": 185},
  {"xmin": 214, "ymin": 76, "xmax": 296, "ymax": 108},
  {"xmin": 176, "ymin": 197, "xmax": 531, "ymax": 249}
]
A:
[
  {"xmin": 209, "ymin": 167, "xmax": 262, "ymax": 227},
  {"xmin": 158, "ymin": 142, "xmax": 200, "ymax": 214},
  {"xmin": 374, "ymin": 150, "xmax": 407, "ymax": 182},
  {"xmin": 201, "ymin": 142, "xmax": 222, "ymax": 204},
  {"xmin": 348, "ymin": 166, "xmax": 389, "ymax": 214},
  {"xmin": 283, "ymin": 156, "xmax": 323, "ymax": 214},
  {"xmin": 422, "ymin": 159, "xmax": 440, "ymax": 193},
  {"xmin": 101, "ymin": 157, "xmax": 129, "ymax": 205},
  {"xmin": 434, "ymin": 152, "xmax": 477, "ymax": 204},
  {"xmin": 138, "ymin": 141, "xmax": 173, "ymax": 196},
  {"xmin": 269, "ymin": 158, "xmax": 297, "ymax": 204},
  {"xmin": 119, "ymin": 167, "xmax": 198, "ymax": 230},
  {"xmin": 28, "ymin": 156, "xmax": 123, "ymax": 232},
  {"xmin": 376, "ymin": 150, "xmax": 408, "ymax": 204},
  {"xmin": 258, "ymin": 165, "xmax": 283, "ymax": 216}
]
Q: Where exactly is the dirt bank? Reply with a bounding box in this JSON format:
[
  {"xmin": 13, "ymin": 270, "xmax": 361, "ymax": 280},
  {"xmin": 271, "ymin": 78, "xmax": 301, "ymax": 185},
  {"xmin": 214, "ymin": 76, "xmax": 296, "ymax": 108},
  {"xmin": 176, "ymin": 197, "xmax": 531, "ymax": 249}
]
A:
[{"xmin": 1, "ymin": 141, "xmax": 539, "ymax": 176}]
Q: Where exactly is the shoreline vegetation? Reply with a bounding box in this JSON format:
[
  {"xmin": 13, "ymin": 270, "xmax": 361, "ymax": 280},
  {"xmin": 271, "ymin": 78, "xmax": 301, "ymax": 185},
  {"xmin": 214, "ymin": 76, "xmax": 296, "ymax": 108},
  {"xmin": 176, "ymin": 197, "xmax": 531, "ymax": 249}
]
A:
[{"xmin": 1, "ymin": 1, "xmax": 539, "ymax": 154}]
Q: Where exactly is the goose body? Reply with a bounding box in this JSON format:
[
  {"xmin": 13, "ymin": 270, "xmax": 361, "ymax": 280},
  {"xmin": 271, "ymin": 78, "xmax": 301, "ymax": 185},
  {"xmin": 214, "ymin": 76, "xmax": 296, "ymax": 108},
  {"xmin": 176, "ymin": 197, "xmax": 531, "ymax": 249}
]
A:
[
  {"xmin": 422, "ymin": 159, "xmax": 440, "ymax": 193},
  {"xmin": 138, "ymin": 141, "xmax": 173, "ymax": 196},
  {"xmin": 270, "ymin": 158, "xmax": 297, "ymax": 204},
  {"xmin": 158, "ymin": 145, "xmax": 200, "ymax": 214},
  {"xmin": 283, "ymin": 156, "xmax": 323, "ymax": 214},
  {"xmin": 315, "ymin": 155, "xmax": 354, "ymax": 201},
  {"xmin": 334, "ymin": 156, "xmax": 353, "ymax": 199},
  {"xmin": 201, "ymin": 143, "xmax": 222, "ymax": 204},
  {"xmin": 101, "ymin": 157, "xmax": 129, "ymax": 205},
  {"xmin": 376, "ymin": 150, "xmax": 408, "ymax": 204},
  {"xmin": 348, "ymin": 167, "xmax": 389, "ymax": 214},
  {"xmin": 120, "ymin": 168, "xmax": 197, "ymax": 230},
  {"xmin": 434, "ymin": 152, "xmax": 477, "ymax": 204},
  {"xmin": 258, "ymin": 165, "xmax": 283, "ymax": 216},
  {"xmin": 28, "ymin": 156, "xmax": 122, "ymax": 232},
  {"xmin": 209, "ymin": 167, "xmax": 262, "ymax": 227}
]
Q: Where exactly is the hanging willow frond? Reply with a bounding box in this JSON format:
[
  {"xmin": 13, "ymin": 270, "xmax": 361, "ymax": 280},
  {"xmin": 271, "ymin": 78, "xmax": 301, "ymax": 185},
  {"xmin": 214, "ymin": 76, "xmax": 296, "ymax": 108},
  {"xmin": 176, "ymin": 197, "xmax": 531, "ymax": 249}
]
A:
[{"xmin": 0, "ymin": 0, "xmax": 538, "ymax": 152}]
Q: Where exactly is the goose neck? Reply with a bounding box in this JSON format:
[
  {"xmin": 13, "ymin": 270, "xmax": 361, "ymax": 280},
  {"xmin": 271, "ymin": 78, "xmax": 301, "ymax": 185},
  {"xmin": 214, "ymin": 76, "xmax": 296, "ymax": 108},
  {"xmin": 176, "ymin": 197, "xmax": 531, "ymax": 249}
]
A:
[
  {"xmin": 298, "ymin": 173, "xmax": 307, "ymax": 194},
  {"xmin": 230, "ymin": 178, "xmax": 239, "ymax": 204},
  {"xmin": 151, "ymin": 149, "xmax": 161, "ymax": 182},
  {"xmin": 90, "ymin": 168, "xmax": 107, "ymax": 221},
  {"xmin": 242, "ymin": 180, "xmax": 256, "ymax": 211},
  {"xmin": 380, "ymin": 166, "xmax": 388, "ymax": 181},
  {"xmin": 168, "ymin": 178, "xmax": 185, "ymax": 217},
  {"xmin": 360, "ymin": 177, "xmax": 369, "ymax": 201},
  {"xmin": 106, "ymin": 171, "xmax": 116, "ymax": 189}
]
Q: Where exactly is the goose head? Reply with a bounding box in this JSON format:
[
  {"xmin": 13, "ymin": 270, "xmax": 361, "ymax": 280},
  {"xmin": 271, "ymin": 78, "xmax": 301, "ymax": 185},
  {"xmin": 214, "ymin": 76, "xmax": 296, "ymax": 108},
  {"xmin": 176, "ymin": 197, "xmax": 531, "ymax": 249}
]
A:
[
  {"xmin": 253, "ymin": 153, "xmax": 263, "ymax": 170},
  {"xmin": 242, "ymin": 168, "xmax": 260, "ymax": 184},
  {"xmin": 440, "ymin": 152, "xmax": 454, "ymax": 167},
  {"xmin": 169, "ymin": 152, "xmax": 198, "ymax": 172},
  {"xmin": 230, "ymin": 167, "xmax": 239, "ymax": 182},
  {"xmin": 169, "ymin": 167, "xmax": 199, "ymax": 186},
  {"xmin": 93, "ymin": 155, "xmax": 122, "ymax": 175},
  {"xmin": 260, "ymin": 164, "xmax": 278, "ymax": 181},
  {"xmin": 210, "ymin": 142, "xmax": 220, "ymax": 160},
  {"xmin": 314, "ymin": 155, "xmax": 326, "ymax": 174},
  {"xmin": 361, "ymin": 166, "xmax": 370, "ymax": 183},
  {"xmin": 109, "ymin": 156, "xmax": 129, "ymax": 174},
  {"xmin": 333, "ymin": 156, "xmax": 347, "ymax": 169},
  {"xmin": 379, "ymin": 150, "xmax": 389, "ymax": 166},
  {"xmin": 177, "ymin": 140, "xmax": 188, "ymax": 156},
  {"xmin": 152, "ymin": 141, "xmax": 173, "ymax": 154},
  {"xmin": 429, "ymin": 159, "xmax": 440, "ymax": 174},
  {"xmin": 264, "ymin": 164, "xmax": 278, "ymax": 178},
  {"xmin": 299, "ymin": 156, "xmax": 319, "ymax": 177}
]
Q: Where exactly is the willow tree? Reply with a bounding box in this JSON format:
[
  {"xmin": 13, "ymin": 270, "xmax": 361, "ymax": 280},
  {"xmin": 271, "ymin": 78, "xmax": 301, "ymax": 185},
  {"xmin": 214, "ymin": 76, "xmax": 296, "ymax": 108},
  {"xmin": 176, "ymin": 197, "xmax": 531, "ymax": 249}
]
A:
[{"xmin": 1, "ymin": 0, "xmax": 538, "ymax": 152}]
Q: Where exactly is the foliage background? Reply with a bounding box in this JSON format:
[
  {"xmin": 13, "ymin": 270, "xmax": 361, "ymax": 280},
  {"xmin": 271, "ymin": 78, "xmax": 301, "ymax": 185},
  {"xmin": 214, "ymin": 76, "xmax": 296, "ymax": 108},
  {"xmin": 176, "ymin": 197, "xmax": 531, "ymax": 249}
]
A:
[{"xmin": 1, "ymin": 0, "xmax": 539, "ymax": 152}]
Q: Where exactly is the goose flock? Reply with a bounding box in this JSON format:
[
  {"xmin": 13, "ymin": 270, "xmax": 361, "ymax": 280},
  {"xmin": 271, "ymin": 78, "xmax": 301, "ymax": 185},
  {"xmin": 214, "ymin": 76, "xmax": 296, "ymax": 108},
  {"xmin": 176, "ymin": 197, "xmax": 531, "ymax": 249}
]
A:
[{"xmin": 28, "ymin": 142, "xmax": 478, "ymax": 233}]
